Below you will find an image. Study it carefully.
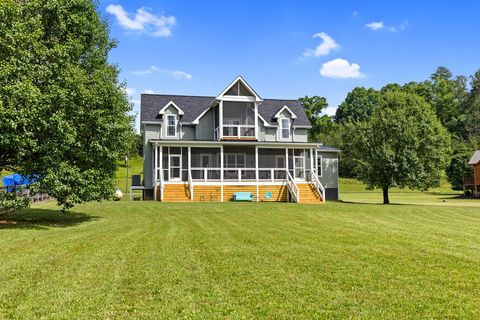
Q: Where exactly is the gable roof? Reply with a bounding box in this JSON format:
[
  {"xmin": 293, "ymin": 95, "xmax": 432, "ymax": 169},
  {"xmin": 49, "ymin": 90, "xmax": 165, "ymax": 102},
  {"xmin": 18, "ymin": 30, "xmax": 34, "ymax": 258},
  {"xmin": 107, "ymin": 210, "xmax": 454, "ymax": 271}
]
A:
[
  {"xmin": 141, "ymin": 96, "xmax": 311, "ymax": 127},
  {"xmin": 258, "ymin": 99, "xmax": 310, "ymax": 127},
  {"xmin": 216, "ymin": 76, "xmax": 262, "ymax": 102},
  {"xmin": 468, "ymin": 150, "xmax": 480, "ymax": 165},
  {"xmin": 141, "ymin": 94, "xmax": 214, "ymax": 123},
  {"xmin": 159, "ymin": 101, "xmax": 184, "ymax": 115},
  {"xmin": 273, "ymin": 105, "xmax": 298, "ymax": 119}
]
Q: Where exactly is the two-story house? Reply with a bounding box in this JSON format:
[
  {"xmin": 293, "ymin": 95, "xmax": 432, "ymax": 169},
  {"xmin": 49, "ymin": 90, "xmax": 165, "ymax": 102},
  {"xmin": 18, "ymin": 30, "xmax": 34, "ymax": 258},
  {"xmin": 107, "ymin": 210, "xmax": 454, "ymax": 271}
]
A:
[{"xmin": 140, "ymin": 76, "xmax": 339, "ymax": 203}]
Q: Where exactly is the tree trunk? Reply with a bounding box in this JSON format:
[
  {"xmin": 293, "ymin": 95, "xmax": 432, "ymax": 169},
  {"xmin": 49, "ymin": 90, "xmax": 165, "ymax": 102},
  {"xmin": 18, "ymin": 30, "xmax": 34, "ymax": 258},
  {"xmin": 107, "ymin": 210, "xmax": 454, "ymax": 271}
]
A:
[{"xmin": 382, "ymin": 186, "xmax": 390, "ymax": 204}]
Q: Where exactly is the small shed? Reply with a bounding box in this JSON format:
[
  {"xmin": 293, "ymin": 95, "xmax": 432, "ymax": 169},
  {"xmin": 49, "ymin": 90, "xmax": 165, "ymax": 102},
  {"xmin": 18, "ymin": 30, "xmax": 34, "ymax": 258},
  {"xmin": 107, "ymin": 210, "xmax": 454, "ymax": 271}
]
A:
[{"xmin": 468, "ymin": 150, "xmax": 480, "ymax": 196}]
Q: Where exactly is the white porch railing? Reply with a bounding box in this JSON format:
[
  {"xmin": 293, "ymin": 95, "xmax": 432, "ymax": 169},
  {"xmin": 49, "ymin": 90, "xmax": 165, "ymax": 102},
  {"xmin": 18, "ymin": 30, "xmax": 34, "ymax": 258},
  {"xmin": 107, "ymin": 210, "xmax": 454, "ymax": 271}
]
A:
[
  {"xmin": 220, "ymin": 125, "xmax": 255, "ymax": 139},
  {"xmin": 191, "ymin": 168, "xmax": 221, "ymax": 182},
  {"xmin": 286, "ymin": 171, "xmax": 300, "ymax": 203},
  {"xmin": 311, "ymin": 170, "xmax": 326, "ymax": 203}
]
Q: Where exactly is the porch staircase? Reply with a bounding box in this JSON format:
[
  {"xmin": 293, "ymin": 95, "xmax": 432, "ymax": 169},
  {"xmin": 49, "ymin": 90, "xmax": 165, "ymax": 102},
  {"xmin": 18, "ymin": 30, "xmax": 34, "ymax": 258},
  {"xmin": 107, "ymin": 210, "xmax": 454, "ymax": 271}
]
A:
[
  {"xmin": 297, "ymin": 183, "xmax": 323, "ymax": 204},
  {"xmin": 162, "ymin": 184, "xmax": 191, "ymax": 202}
]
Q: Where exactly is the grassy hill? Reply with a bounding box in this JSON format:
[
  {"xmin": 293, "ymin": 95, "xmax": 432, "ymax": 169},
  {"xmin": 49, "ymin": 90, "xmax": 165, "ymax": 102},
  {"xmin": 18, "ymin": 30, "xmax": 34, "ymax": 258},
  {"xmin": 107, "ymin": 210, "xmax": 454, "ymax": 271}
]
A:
[{"xmin": 1, "ymin": 200, "xmax": 480, "ymax": 318}]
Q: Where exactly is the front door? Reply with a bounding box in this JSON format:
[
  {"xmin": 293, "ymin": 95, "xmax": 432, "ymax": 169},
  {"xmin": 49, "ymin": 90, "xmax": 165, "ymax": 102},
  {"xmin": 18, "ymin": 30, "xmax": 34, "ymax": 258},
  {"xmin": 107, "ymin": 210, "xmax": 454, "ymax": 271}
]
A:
[
  {"xmin": 169, "ymin": 155, "xmax": 181, "ymax": 181},
  {"xmin": 294, "ymin": 156, "xmax": 305, "ymax": 180}
]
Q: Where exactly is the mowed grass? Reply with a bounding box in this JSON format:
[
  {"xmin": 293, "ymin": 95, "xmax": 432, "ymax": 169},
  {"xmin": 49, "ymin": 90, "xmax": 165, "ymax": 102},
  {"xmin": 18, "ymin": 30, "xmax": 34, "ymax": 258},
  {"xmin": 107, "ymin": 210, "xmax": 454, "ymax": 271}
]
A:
[
  {"xmin": 1, "ymin": 199, "xmax": 480, "ymax": 319},
  {"xmin": 114, "ymin": 156, "xmax": 143, "ymax": 193},
  {"xmin": 339, "ymin": 178, "xmax": 480, "ymax": 207}
]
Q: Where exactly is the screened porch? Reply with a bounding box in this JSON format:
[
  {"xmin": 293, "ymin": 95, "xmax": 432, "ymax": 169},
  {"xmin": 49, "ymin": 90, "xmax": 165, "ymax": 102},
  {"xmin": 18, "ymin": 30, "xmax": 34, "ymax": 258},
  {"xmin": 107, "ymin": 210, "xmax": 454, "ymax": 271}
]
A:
[{"xmin": 154, "ymin": 145, "xmax": 317, "ymax": 183}]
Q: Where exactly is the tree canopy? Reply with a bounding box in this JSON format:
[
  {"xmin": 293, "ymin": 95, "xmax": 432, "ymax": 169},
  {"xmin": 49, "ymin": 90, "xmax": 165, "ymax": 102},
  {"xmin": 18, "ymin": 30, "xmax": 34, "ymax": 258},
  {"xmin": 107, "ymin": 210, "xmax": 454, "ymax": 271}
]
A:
[
  {"xmin": 343, "ymin": 90, "xmax": 451, "ymax": 204},
  {"xmin": 0, "ymin": 0, "xmax": 134, "ymax": 211}
]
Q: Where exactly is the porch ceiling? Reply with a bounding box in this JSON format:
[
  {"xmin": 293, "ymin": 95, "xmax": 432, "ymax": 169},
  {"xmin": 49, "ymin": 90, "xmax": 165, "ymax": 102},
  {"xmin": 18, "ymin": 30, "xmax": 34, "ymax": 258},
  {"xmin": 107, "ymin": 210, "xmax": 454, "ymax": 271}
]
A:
[{"xmin": 149, "ymin": 139, "xmax": 320, "ymax": 148}]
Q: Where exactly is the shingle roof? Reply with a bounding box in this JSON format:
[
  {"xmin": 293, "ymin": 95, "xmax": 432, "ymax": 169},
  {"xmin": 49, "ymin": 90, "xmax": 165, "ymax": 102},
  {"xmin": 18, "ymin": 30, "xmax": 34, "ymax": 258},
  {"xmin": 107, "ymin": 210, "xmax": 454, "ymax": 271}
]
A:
[
  {"xmin": 258, "ymin": 99, "xmax": 310, "ymax": 127},
  {"xmin": 141, "ymin": 94, "xmax": 214, "ymax": 124},
  {"xmin": 317, "ymin": 145, "xmax": 341, "ymax": 152},
  {"xmin": 468, "ymin": 150, "xmax": 480, "ymax": 165},
  {"xmin": 141, "ymin": 94, "xmax": 312, "ymax": 127}
]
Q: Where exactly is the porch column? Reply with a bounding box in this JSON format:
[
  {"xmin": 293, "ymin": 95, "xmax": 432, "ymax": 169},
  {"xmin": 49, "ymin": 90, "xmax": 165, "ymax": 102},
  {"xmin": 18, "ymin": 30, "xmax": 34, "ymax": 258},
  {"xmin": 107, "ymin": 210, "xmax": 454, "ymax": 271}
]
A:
[
  {"xmin": 153, "ymin": 144, "xmax": 158, "ymax": 200},
  {"xmin": 159, "ymin": 145, "xmax": 163, "ymax": 201},
  {"xmin": 255, "ymin": 145, "xmax": 259, "ymax": 202},
  {"xmin": 220, "ymin": 145, "xmax": 224, "ymax": 202},
  {"xmin": 285, "ymin": 147, "xmax": 289, "ymax": 175},
  {"xmin": 219, "ymin": 100, "xmax": 224, "ymax": 140},
  {"xmin": 309, "ymin": 148, "xmax": 314, "ymax": 179},
  {"xmin": 187, "ymin": 146, "xmax": 193, "ymax": 200},
  {"xmin": 254, "ymin": 102, "xmax": 258, "ymax": 140}
]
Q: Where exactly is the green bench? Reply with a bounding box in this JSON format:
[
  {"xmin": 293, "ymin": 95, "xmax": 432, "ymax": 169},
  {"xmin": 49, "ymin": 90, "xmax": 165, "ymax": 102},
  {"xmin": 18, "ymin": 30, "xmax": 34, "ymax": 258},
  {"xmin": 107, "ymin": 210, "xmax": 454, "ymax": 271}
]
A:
[{"xmin": 233, "ymin": 192, "xmax": 254, "ymax": 202}]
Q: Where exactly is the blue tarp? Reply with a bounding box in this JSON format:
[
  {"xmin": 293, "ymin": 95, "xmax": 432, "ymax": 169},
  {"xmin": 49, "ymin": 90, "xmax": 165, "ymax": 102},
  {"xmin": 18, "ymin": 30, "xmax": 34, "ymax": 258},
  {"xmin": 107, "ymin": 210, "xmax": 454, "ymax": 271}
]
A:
[{"xmin": 1, "ymin": 174, "xmax": 37, "ymax": 192}]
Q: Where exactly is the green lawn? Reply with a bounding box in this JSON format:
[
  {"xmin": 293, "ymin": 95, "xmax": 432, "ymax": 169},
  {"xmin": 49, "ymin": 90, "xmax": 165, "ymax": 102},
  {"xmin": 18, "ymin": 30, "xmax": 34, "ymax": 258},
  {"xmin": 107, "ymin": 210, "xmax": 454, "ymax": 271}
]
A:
[
  {"xmin": 114, "ymin": 156, "xmax": 143, "ymax": 192},
  {"xmin": 1, "ymin": 197, "xmax": 480, "ymax": 318}
]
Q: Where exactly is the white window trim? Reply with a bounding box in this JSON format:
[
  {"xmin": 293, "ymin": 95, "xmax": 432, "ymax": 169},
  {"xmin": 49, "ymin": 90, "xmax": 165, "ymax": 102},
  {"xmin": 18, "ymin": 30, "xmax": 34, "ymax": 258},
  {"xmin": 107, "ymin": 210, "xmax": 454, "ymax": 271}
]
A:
[
  {"xmin": 278, "ymin": 118, "xmax": 291, "ymax": 141},
  {"xmin": 216, "ymin": 76, "xmax": 263, "ymax": 102},
  {"xmin": 165, "ymin": 114, "xmax": 178, "ymax": 138},
  {"xmin": 316, "ymin": 154, "xmax": 323, "ymax": 177},
  {"xmin": 274, "ymin": 105, "xmax": 297, "ymax": 119},
  {"xmin": 159, "ymin": 101, "xmax": 184, "ymax": 115}
]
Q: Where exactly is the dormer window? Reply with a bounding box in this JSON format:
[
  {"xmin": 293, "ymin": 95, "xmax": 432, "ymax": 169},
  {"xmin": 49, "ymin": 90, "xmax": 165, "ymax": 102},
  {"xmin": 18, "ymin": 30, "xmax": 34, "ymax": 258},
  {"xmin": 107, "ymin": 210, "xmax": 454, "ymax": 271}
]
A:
[
  {"xmin": 166, "ymin": 114, "xmax": 177, "ymax": 137},
  {"xmin": 280, "ymin": 118, "xmax": 290, "ymax": 139}
]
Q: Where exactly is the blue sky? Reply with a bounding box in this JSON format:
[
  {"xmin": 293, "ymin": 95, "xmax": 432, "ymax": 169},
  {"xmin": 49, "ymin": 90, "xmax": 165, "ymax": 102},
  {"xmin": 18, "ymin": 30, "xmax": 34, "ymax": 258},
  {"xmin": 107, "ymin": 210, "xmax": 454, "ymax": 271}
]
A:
[{"xmin": 100, "ymin": 0, "xmax": 480, "ymax": 130}]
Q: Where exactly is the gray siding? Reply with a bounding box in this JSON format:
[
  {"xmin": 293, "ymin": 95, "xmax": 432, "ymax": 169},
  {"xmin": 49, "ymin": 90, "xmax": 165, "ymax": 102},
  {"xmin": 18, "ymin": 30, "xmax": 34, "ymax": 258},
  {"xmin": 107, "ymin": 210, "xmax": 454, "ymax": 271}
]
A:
[
  {"xmin": 196, "ymin": 108, "xmax": 214, "ymax": 140},
  {"xmin": 294, "ymin": 128, "xmax": 308, "ymax": 142},
  {"xmin": 143, "ymin": 124, "xmax": 161, "ymax": 188},
  {"xmin": 318, "ymin": 151, "xmax": 339, "ymax": 189},
  {"xmin": 258, "ymin": 121, "xmax": 266, "ymax": 141},
  {"xmin": 264, "ymin": 127, "xmax": 276, "ymax": 142},
  {"xmin": 181, "ymin": 125, "xmax": 195, "ymax": 140}
]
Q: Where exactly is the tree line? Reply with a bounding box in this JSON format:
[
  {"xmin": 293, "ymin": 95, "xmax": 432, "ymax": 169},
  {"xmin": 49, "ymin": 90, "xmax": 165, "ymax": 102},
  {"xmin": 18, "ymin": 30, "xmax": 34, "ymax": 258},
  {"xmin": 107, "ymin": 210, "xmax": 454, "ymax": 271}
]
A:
[
  {"xmin": 302, "ymin": 66, "xmax": 480, "ymax": 203},
  {"xmin": 0, "ymin": 0, "xmax": 134, "ymax": 211}
]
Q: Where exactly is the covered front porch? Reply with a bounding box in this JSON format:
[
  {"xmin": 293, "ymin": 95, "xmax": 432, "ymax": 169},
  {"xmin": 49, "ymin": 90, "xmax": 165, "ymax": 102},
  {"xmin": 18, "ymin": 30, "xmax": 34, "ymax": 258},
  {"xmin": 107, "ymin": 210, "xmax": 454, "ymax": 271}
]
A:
[{"xmin": 151, "ymin": 141, "xmax": 325, "ymax": 203}]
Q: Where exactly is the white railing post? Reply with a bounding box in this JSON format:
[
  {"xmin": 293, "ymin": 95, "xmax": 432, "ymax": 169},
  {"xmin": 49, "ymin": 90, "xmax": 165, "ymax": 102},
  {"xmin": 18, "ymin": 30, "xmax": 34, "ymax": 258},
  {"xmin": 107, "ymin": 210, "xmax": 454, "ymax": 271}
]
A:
[
  {"xmin": 238, "ymin": 168, "xmax": 242, "ymax": 182},
  {"xmin": 271, "ymin": 168, "xmax": 274, "ymax": 182},
  {"xmin": 220, "ymin": 145, "xmax": 224, "ymax": 202},
  {"xmin": 204, "ymin": 168, "xmax": 207, "ymax": 182},
  {"xmin": 255, "ymin": 146, "xmax": 259, "ymax": 202},
  {"xmin": 219, "ymin": 100, "xmax": 223, "ymax": 140}
]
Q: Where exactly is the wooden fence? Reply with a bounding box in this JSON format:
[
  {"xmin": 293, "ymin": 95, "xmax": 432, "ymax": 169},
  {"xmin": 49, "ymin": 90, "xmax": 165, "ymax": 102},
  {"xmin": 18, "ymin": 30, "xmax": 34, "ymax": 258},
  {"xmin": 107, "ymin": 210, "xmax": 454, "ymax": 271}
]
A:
[{"xmin": 0, "ymin": 185, "xmax": 50, "ymax": 214}]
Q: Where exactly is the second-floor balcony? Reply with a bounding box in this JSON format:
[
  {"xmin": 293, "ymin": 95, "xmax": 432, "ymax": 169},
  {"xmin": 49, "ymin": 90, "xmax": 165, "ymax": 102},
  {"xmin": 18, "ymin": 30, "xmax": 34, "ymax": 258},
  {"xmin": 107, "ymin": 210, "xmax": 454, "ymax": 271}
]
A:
[{"xmin": 214, "ymin": 101, "xmax": 257, "ymax": 140}]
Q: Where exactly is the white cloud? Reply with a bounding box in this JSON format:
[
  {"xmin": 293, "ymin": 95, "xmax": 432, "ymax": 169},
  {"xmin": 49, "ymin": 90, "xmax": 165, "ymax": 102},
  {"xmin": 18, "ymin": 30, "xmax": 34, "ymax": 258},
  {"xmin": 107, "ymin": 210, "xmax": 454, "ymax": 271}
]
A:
[
  {"xmin": 133, "ymin": 65, "xmax": 192, "ymax": 80},
  {"xmin": 303, "ymin": 32, "xmax": 339, "ymax": 57},
  {"xmin": 106, "ymin": 5, "xmax": 176, "ymax": 37},
  {"xmin": 144, "ymin": 89, "xmax": 156, "ymax": 94},
  {"xmin": 320, "ymin": 58, "xmax": 364, "ymax": 79},
  {"xmin": 171, "ymin": 70, "xmax": 192, "ymax": 80},
  {"xmin": 366, "ymin": 21, "xmax": 408, "ymax": 32},
  {"xmin": 124, "ymin": 87, "xmax": 136, "ymax": 95},
  {"xmin": 133, "ymin": 69, "xmax": 152, "ymax": 75},
  {"xmin": 365, "ymin": 21, "xmax": 384, "ymax": 31},
  {"xmin": 388, "ymin": 21, "xmax": 409, "ymax": 32},
  {"xmin": 324, "ymin": 106, "xmax": 337, "ymax": 116}
]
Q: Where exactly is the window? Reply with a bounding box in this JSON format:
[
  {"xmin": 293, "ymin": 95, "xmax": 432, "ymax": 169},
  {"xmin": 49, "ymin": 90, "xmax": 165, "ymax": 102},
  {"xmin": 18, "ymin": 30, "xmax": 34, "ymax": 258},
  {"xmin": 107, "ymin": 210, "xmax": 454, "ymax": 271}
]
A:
[
  {"xmin": 225, "ymin": 153, "xmax": 246, "ymax": 168},
  {"xmin": 316, "ymin": 155, "xmax": 322, "ymax": 177},
  {"xmin": 166, "ymin": 115, "xmax": 176, "ymax": 137},
  {"xmin": 280, "ymin": 118, "xmax": 290, "ymax": 139}
]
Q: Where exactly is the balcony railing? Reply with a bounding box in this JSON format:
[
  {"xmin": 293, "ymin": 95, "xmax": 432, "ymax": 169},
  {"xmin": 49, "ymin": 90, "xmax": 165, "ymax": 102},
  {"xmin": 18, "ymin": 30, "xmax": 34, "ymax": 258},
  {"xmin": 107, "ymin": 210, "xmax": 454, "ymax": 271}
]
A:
[{"xmin": 218, "ymin": 125, "xmax": 255, "ymax": 139}]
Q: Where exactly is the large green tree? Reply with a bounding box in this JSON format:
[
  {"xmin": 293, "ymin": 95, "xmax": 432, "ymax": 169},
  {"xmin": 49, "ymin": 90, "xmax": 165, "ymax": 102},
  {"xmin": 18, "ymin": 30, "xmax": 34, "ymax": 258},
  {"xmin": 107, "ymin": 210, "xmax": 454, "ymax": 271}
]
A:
[
  {"xmin": 344, "ymin": 90, "xmax": 451, "ymax": 204},
  {"xmin": 0, "ymin": 0, "xmax": 133, "ymax": 211},
  {"xmin": 335, "ymin": 87, "xmax": 383, "ymax": 124},
  {"xmin": 298, "ymin": 95, "xmax": 331, "ymax": 139}
]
